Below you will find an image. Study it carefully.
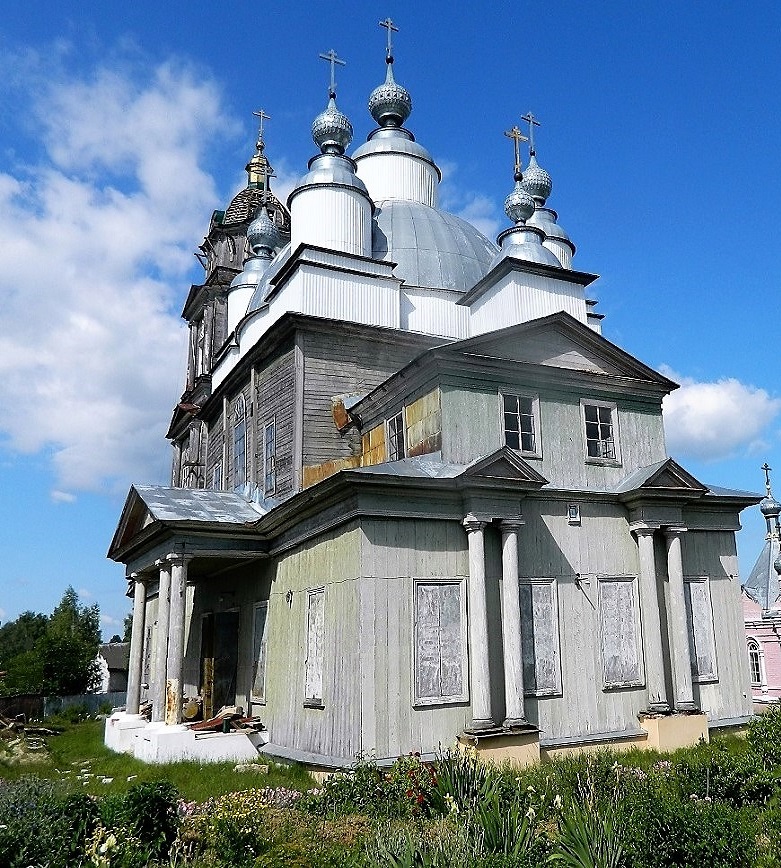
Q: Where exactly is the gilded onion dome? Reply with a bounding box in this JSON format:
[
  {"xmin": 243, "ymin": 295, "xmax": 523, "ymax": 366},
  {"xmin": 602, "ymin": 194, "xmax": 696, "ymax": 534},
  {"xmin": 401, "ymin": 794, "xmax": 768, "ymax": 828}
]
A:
[
  {"xmin": 368, "ymin": 57, "xmax": 412, "ymax": 128},
  {"xmin": 312, "ymin": 94, "xmax": 353, "ymax": 155},
  {"xmin": 520, "ymin": 153, "xmax": 553, "ymax": 205}
]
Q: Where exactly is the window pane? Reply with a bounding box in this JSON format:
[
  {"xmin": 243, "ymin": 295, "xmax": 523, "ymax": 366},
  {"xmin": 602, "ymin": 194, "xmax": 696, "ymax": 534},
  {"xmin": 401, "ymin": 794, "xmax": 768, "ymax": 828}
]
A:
[
  {"xmin": 584, "ymin": 405, "xmax": 598, "ymax": 423},
  {"xmin": 505, "ymin": 431, "xmax": 520, "ymax": 450},
  {"xmin": 504, "ymin": 413, "xmax": 519, "ymax": 432},
  {"xmin": 521, "ymin": 431, "xmax": 535, "ymax": 452},
  {"xmin": 503, "ymin": 394, "xmax": 518, "ymax": 414}
]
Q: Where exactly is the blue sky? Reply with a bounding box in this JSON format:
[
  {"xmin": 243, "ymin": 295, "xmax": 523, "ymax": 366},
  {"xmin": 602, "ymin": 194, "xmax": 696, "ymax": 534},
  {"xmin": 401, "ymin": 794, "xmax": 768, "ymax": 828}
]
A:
[{"xmin": 1, "ymin": 1, "xmax": 780, "ymax": 635}]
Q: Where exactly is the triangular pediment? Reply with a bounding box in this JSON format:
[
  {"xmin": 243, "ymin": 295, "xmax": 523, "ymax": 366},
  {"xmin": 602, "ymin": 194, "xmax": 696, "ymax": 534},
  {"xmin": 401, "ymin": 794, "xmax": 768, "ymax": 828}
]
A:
[
  {"xmin": 461, "ymin": 447, "xmax": 548, "ymax": 488},
  {"xmin": 450, "ymin": 312, "xmax": 675, "ymax": 387},
  {"xmin": 108, "ymin": 487, "xmax": 157, "ymax": 559},
  {"xmin": 616, "ymin": 458, "xmax": 707, "ymax": 500}
]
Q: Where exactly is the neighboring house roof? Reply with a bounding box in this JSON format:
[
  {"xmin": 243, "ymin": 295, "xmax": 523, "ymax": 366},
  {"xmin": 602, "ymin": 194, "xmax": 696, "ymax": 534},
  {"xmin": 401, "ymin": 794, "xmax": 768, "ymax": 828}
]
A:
[
  {"xmin": 744, "ymin": 537, "xmax": 781, "ymax": 611},
  {"xmin": 99, "ymin": 643, "xmax": 130, "ymax": 671}
]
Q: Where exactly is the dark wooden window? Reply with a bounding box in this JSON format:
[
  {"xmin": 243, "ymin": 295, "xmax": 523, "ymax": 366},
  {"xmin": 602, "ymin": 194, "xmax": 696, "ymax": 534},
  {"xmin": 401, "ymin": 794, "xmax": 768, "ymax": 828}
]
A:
[
  {"xmin": 387, "ymin": 412, "xmax": 405, "ymax": 462},
  {"xmin": 503, "ymin": 394, "xmax": 537, "ymax": 454}
]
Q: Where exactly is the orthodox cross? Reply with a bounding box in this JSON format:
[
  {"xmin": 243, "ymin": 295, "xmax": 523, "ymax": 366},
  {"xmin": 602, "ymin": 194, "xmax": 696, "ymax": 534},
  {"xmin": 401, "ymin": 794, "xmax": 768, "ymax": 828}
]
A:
[
  {"xmin": 521, "ymin": 111, "xmax": 541, "ymax": 156},
  {"xmin": 252, "ymin": 108, "xmax": 270, "ymax": 145},
  {"xmin": 319, "ymin": 49, "xmax": 346, "ymax": 97},
  {"xmin": 379, "ymin": 17, "xmax": 398, "ymax": 59},
  {"xmin": 504, "ymin": 125, "xmax": 528, "ymax": 178},
  {"xmin": 763, "ymin": 462, "xmax": 772, "ymax": 490}
]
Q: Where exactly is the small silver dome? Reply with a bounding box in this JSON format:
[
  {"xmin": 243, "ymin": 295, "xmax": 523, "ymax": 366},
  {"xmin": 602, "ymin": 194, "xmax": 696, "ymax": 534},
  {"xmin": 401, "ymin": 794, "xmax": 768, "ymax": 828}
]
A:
[
  {"xmin": 761, "ymin": 494, "xmax": 781, "ymax": 518},
  {"xmin": 520, "ymin": 154, "xmax": 552, "ymax": 205},
  {"xmin": 372, "ymin": 200, "xmax": 497, "ymax": 292},
  {"xmin": 230, "ymin": 254, "xmax": 269, "ymax": 291},
  {"xmin": 493, "ymin": 224, "xmax": 561, "ymax": 268},
  {"xmin": 312, "ymin": 95, "xmax": 353, "ymax": 155},
  {"xmin": 504, "ymin": 181, "xmax": 535, "ymax": 224},
  {"xmin": 368, "ymin": 60, "xmax": 412, "ymax": 128},
  {"xmin": 528, "ymin": 206, "xmax": 573, "ymax": 247},
  {"xmin": 247, "ymin": 206, "xmax": 281, "ymax": 255}
]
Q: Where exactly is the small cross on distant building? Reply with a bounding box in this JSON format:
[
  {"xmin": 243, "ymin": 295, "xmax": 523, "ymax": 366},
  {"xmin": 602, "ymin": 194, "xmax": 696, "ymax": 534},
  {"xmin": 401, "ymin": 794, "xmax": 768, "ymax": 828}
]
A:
[
  {"xmin": 379, "ymin": 18, "xmax": 399, "ymax": 59},
  {"xmin": 504, "ymin": 125, "xmax": 528, "ymax": 178},
  {"xmin": 763, "ymin": 462, "xmax": 773, "ymax": 489},
  {"xmin": 252, "ymin": 108, "xmax": 270, "ymax": 144},
  {"xmin": 319, "ymin": 49, "xmax": 346, "ymax": 97},
  {"xmin": 521, "ymin": 112, "xmax": 541, "ymax": 156}
]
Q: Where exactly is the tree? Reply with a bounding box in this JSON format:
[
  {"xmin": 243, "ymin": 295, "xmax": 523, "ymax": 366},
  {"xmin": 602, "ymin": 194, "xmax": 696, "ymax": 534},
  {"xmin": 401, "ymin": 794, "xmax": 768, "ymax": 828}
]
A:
[
  {"xmin": 123, "ymin": 612, "xmax": 133, "ymax": 643},
  {"xmin": 0, "ymin": 612, "xmax": 48, "ymax": 695},
  {"xmin": 38, "ymin": 587, "xmax": 102, "ymax": 695}
]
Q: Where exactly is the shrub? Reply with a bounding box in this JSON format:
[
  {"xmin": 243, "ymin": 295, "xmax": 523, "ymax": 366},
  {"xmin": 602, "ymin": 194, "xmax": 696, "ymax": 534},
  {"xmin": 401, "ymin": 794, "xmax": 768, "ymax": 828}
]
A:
[
  {"xmin": 670, "ymin": 742, "xmax": 777, "ymax": 806},
  {"xmin": 100, "ymin": 780, "xmax": 179, "ymax": 862},
  {"xmin": 748, "ymin": 704, "xmax": 781, "ymax": 770}
]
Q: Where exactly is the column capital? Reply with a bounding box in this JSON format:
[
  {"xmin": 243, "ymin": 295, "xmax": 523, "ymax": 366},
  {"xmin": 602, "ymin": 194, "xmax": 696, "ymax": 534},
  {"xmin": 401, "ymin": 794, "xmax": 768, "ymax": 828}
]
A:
[
  {"xmin": 629, "ymin": 523, "xmax": 658, "ymax": 537},
  {"xmin": 165, "ymin": 552, "xmax": 194, "ymax": 567},
  {"xmin": 499, "ymin": 518, "xmax": 525, "ymax": 532},
  {"xmin": 664, "ymin": 526, "xmax": 688, "ymax": 539},
  {"xmin": 462, "ymin": 515, "xmax": 488, "ymax": 534}
]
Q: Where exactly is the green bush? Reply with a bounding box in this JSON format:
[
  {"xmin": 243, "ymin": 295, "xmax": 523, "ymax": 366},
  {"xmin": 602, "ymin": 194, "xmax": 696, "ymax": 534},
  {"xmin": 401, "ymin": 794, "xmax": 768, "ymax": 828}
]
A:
[
  {"xmin": 670, "ymin": 742, "xmax": 777, "ymax": 806},
  {"xmin": 748, "ymin": 704, "xmax": 781, "ymax": 770},
  {"xmin": 100, "ymin": 779, "xmax": 179, "ymax": 862}
]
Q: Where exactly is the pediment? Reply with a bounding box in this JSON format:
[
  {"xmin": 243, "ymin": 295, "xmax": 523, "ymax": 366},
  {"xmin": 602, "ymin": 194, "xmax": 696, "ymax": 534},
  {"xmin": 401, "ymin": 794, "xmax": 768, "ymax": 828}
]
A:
[
  {"xmin": 461, "ymin": 447, "xmax": 548, "ymax": 488},
  {"xmin": 108, "ymin": 487, "xmax": 157, "ymax": 559},
  {"xmin": 452, "ymin": 312, "xmax": 675, "ymax": 386},
  {"xmin": 617, "ymin": 458, "xmax": 707, "ymax": 501}
]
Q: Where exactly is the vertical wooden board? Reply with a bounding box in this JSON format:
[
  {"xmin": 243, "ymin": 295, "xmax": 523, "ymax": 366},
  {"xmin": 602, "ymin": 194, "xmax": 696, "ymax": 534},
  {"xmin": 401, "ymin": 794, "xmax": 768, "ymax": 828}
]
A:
[
  {"xmin": 374, "ymin": 578, "xmax": 390, "ymax": 756},
  {"xmin": 386, "ymin": 576, "xmax": 403, "ymax": 756},
  {"xmin": 359, "ymin": 574, "xmax": 377, "ymax": 755}
]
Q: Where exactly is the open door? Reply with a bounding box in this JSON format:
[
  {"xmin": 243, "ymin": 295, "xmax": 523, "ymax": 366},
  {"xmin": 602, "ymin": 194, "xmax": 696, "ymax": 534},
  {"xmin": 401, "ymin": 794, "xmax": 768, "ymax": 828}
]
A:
[{"xmin": 201, "ymin": 611, "xmax": 239, "ymax": 718}]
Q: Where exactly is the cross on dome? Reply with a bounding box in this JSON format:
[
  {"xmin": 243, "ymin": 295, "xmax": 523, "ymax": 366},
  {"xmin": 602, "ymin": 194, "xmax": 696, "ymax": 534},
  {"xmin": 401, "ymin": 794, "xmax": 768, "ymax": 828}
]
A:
[
  {"xmin": 252, "ymin": 108, "xmax": 270, "ymax": 146},
  {"xmin": 763, "ymin": 462, "xmax": 772, "ymax": 491},
  {"xmin": 319, "ymin": 49, "xmax": 346, "ymax": 98},
  {"xmin": 379, "ymin": 17, "xmax": 398, "ymax": 61},
  {"xmin": 504, "ymin": 125, "xmax": 528, "ymax": 181},
  {"xmin": 521, "ymin": 112, "xmax": 541, "ymax": 156}
]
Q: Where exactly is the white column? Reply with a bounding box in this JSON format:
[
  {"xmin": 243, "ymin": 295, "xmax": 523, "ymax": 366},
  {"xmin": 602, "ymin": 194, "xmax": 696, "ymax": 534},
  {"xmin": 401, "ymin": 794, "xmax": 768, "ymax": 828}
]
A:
[
  {"xmin": 151, "ymin": 559, "xmax": 171, "ymax": 723},
  {"xmin": 463, "ymin": 516, "xmax": 494, "ymax": 731},
  {"xmin": 165, "ymin": 554, "xmax": 190, "ymax": 725},
  {"xmin": 632, "ymin": 527, "xmax": 669, "ymax": 712},
  {"xmin": 125, "ymin": 575, "xmax": 147, "ymax": 715},
  {"xmin": 665, "ymin": 528, "xmax": 697, "ymax": 711},
  {"xmin": 500, "ymin": 520, "xmax": 527, "ymax": 726}
]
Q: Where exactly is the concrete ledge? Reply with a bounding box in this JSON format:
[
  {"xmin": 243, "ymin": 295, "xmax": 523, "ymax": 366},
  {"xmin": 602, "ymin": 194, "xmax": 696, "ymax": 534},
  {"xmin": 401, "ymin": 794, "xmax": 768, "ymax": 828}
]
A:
[
  {"xmin": 639, "ymin": 712, "xmax": 709, "ymax": 752},
  {"xmin": 541, "ymin": 728, "xmax": 648, "ymax": 761},
  {"xmin": 104, "ymin": 712, "xmax": 148, "ymax": 755},
  {"xmin": 128, "ymin": 722, "xmax": 267, "ymax": 764}
]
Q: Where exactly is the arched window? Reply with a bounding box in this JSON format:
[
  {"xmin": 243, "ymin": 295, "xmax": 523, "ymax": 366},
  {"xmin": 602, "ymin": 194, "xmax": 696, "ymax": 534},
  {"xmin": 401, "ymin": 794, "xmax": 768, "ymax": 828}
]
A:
[
  {"xmin": 747, "ymin": 639, "xmax": 762, "ymax": 686},
  {"xmin": 233, "ymin": 395, "xmax": 247, "ymax": 489}
]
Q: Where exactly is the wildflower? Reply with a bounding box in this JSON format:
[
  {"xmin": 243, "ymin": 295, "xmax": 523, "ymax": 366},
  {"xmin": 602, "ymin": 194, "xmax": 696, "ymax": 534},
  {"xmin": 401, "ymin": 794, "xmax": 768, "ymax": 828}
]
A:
[
  {"xmin": 525, "ymin": 806, "xmax": 536, "ymax": 820},
  {"xmin": 526, "ymin": 785, "xmax": 535, "ymax": 793},
  {"xmin": 553, "ymin": 794, "xmax": 563, "ymax": 810}
]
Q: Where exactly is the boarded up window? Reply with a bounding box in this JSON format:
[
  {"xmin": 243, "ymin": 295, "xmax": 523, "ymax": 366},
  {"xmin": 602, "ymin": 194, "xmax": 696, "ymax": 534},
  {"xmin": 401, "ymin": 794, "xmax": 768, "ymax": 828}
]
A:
[
  {"xmin": 519, "ymin": 579, "xmax": 561, "ymax": 695},
  {"xmin": 414, "ymin": 581, "xmax": 466, "ymax": 704},
  {"xmin": 599, "ymin": 577, "xmax": 643, "ymax": 688},
  {"xmin": 684, "ymin": 577, "xmax": 718, "ymax": 682},
  {"xmin": 405, "ymin": 388, "xmax": 442, "ymax": 457},
  {"xmin": 251, "ymin": 602, "xmax": 269, "ymax": 702},
  {"xmin": 305, "ymin": 589, "xmax": 325, "ymax": 704}
]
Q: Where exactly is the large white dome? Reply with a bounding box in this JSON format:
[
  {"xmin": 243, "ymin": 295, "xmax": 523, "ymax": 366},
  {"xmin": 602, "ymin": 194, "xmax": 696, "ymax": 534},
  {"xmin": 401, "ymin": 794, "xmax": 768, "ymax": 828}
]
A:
[{"xmin": 372, "ymin": 200, "xmax": 498, "ymax": 293}]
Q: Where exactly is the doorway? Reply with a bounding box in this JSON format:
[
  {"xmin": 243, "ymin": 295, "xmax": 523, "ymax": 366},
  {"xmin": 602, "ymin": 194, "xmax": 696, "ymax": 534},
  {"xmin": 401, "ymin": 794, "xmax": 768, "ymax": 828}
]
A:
[{"xmin": 200, "ymin": 610, "xmax": 240, "ymax": 719}]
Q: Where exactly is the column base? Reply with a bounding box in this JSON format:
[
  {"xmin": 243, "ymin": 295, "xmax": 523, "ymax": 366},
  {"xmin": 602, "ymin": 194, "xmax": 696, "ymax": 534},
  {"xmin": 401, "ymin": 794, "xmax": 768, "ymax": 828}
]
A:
[
  {"xmin": 502, "ymin": 717, "xmax": 536, "ymax": 731},
  {"xmin": 639, "ymin": 711, "xmax": 709, "ymax": 752},
  {"xmin": 464, "ymin": 718, "xmax": 496, "ymax": 734},
  {"xmin": 645, "ymin": 701, "xmax": 671, "ymax": 714},
  {"xmin": 674, "ymin": 701, "xmax": 699, "ymax": 713}
]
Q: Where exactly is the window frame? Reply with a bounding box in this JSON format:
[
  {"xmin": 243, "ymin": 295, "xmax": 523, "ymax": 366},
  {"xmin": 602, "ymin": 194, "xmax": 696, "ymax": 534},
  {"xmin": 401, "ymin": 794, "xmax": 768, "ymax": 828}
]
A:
[
  {"xmin": 250, "ymin": 601, "xmax": 269, "ymax": 704},
  {"xmin": 499, "ymin": 391, "xmax": 542, "ymax": 458},
  {"xmin": 747, "ymin": 638, "xmax": 762, "ymax": 687},
  {"xmin": 233, "ymin": 394, "xmax": 248, "ymax": 489},
  {"xmin": 211, "ymin": 461, "xmax": 223, "ymax": 491},
  {"xmin": 519, "ymin": 577, "xmax": 563, "ymax": 697},
  {"xmin": 581, "ymin": 398, "xmax": 621, "ymax": 465},
  {"xmin": 683, "ymin": 575, "xmax": 719, "ymax": 683},
  {"xmin": 412, "ymin": 577, "xmax": 469, "ymax": 707},
  {"xmin": 597, "ymin": 575, "xmax": 645, "ymax": 690},
  {"xmin": 263, "ymin": 418, "xmax": 276, "ymax": 497},
  {"xmin": 386, "ymin": 411, "xmax": 406, "ymax": 462},
  {"xmin": 304, "ymin": 587, "xmax": 325, "ymax": 708}
]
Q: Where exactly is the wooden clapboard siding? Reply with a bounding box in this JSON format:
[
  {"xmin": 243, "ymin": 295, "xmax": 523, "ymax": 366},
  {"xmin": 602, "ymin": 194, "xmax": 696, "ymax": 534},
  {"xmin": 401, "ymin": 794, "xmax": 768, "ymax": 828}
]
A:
[
  {"xmin": 205, "ymin": 415, "xmax": 224, "ymax": 482},
  {"xmin": 301, "ymin": 330, "xmax": 432, "ymax": 467},
  {"xmin": 681, "ymin": 531, "xmax": 753, "ymax": 721},
  {"xmin": 256, "ymin": 349, "xmax": 296, "ymax": 495},
  {"xmin": 442, "ymin": 381, "xmax": 667, "ymax": 488},
  {"xmin": 360, "ymin": 518, "xmax": 471, "ymax": 759},
  {"xmin": 257, "ymin": 524, "xmax": 362, "ymax": 760}
]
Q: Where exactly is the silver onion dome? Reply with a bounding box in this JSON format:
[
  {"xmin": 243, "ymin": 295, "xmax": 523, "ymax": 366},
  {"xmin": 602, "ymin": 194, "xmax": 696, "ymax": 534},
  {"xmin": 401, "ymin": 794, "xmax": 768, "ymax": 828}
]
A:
[
  {"xmin": 504, "ymin": 180, "xmax": 535, "ymax": 224},
  {"xmin": 368, "ymin": 59, "xmax": 412, "ymax": 128},
  {"xmin": 761, "ymin": 492, "xmax": 781, "ymax": 518},
  {"xmin": 520, "ymin": 153, "xmax": 553, "ymax": 205},
  {"xmin": 247, "ymin": 206, "xmax": 281, "ymax": 256},
  {"xmin": 312, "ymin": 95, "xmax": 353, "ymax": 155}
]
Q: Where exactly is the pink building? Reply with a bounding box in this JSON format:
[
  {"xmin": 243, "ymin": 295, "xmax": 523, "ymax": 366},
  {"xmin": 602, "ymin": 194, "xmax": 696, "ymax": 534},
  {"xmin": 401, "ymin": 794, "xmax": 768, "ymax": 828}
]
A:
[{"xmin": 743, "ymin": 467, "xmax": 781, "ymax": 708}]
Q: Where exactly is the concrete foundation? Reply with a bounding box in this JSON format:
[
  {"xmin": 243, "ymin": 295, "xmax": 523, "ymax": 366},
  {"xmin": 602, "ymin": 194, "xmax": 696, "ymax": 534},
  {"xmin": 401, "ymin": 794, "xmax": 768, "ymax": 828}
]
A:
[
  {"xmin": 458, "ymin": 729, "xmax": 540, "ymax": 767},
  {"xmin": 104, "ymin": 712, "xmax": 148, "ymax": 754},
  {"xmin": 638, "ymin": 712, "xmax": 709, "ymax": 752}
]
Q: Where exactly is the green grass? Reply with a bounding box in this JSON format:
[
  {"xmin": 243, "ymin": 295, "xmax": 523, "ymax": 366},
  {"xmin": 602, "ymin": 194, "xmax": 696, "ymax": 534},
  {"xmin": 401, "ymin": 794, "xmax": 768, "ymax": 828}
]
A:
[{"xmin": 0, "ymin": 719, "xmax": 314, "ymax": 801}]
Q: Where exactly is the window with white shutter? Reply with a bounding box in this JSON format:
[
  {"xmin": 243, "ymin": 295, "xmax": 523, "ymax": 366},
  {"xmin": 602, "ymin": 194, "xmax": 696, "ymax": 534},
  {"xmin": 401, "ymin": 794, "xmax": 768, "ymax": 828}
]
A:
[
  {"xmin": 413, "ymin": 580, "xmax": 468, "ymax": 705},
  {"xmin": 598, "ymin": 577, "xmax": 644, "ymax": 688},
  {"xmin": 684, "ymin": 576, "xmax": 718, "ymax": 682},
  {"xmin": 304, "ymin": 589, "xmax": 325, "ymax": 706},
  {"xmin": 519, "ymin": 578, "xmax": 562, "ymax": 696}
]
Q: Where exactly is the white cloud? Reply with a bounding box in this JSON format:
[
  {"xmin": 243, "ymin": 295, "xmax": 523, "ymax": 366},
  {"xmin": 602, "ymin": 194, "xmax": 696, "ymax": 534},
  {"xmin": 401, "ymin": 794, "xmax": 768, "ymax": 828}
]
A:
[
  {"xmin": 661, "ymin": 365, "xmax": 781, "ymax": 462},
  {"xmin": 50, "ymin": 490, "xmax": 76, "ymax": 504},
  {"xmin": 100, "ymin": 613, "xmax": 122, "ymax": 627},
  {"xmin": 438, "ymin": 159, "xmax": 502, "ymax": 241},
  {"xmin": 0, "ymin": 53, "xmax": 235, "ymax": 496}
]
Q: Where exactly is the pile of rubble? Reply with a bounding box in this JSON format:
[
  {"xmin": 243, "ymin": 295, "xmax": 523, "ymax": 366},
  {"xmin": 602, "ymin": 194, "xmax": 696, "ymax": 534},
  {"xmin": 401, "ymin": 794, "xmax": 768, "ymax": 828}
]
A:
[
  {"xmin": 0, "ymin": 713, "xmax": 58, "ymax": 765},
  {"xmin": 186, "ymin": 705, "xmax": 265, "ymax": 735}
]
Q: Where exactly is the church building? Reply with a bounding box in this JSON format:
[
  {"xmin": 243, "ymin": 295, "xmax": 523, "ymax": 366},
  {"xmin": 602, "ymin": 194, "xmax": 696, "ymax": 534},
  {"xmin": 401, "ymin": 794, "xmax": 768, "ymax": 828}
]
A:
[{"xmin": 106, "ymin": 25, "xmax": 757, "ymax": 766}]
